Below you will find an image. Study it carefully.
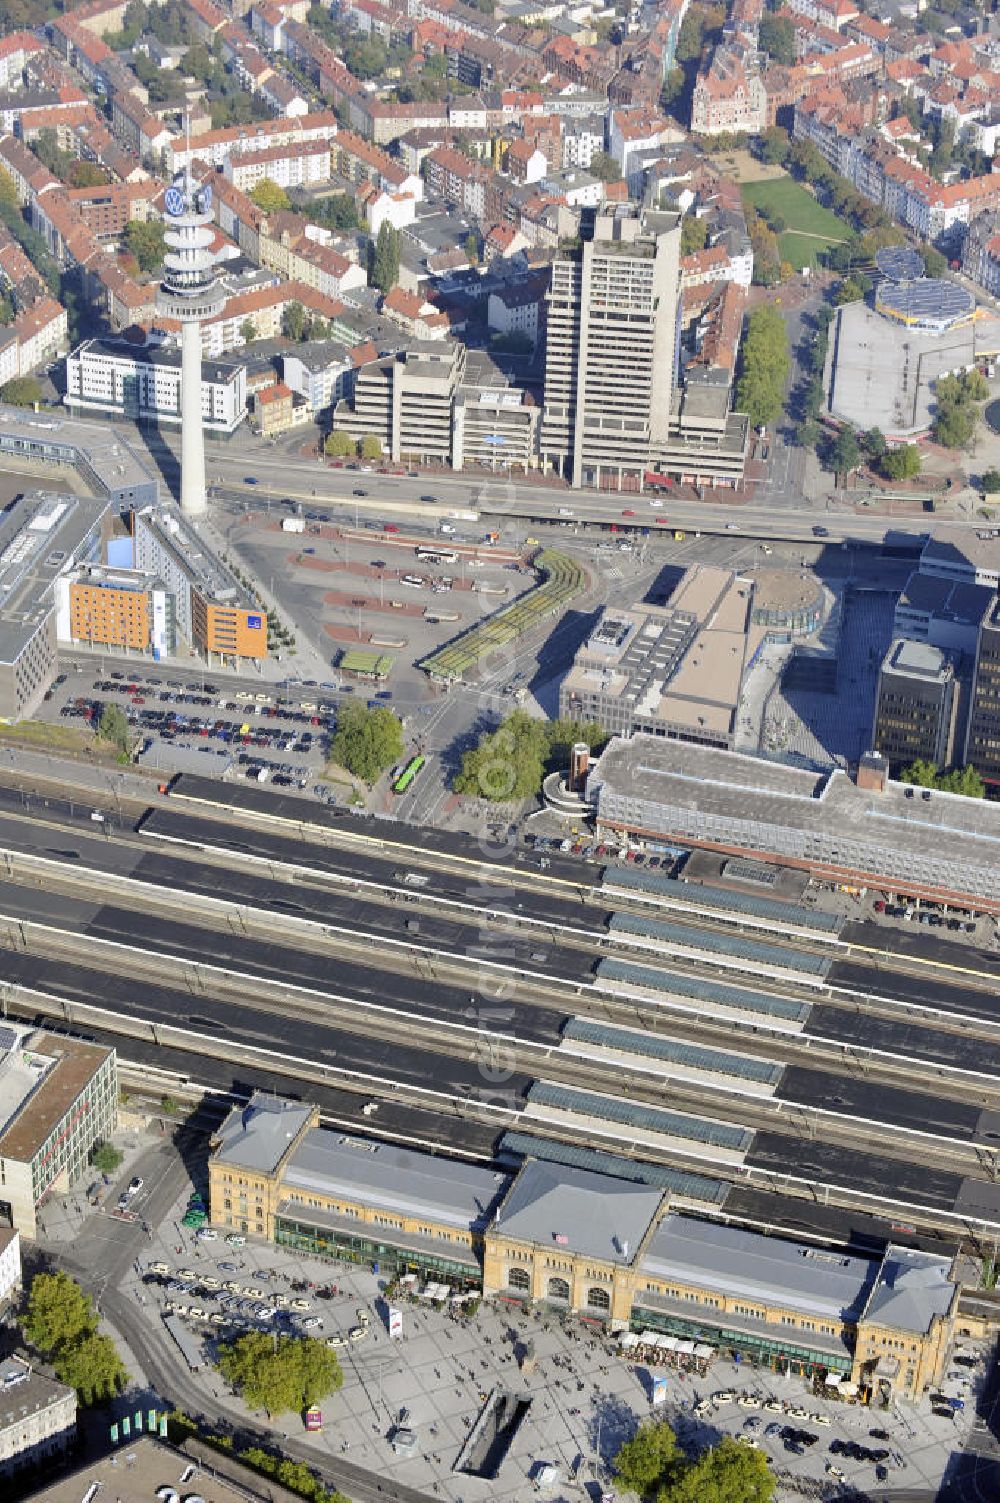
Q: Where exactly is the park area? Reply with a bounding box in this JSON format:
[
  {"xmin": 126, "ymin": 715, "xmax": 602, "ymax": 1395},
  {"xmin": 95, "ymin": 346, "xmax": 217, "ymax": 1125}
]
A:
[{"xmin": 741, "ymin": 175, "xmax": 850, "ymax": 269}]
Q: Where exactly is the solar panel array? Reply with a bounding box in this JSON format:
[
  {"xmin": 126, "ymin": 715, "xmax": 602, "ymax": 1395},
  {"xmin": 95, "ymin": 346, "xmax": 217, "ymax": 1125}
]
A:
[
  {"xmin": 875, "ymin": 277, "xmax": 975, "ymax": 326},
  {"xmin": 875, "ymin": 246, "xmax": 924, "ymax": 281},
  {"xmin": 529, "ymin": 1081, "xmax": 752, "ymax": 1152},
  {"xmin": 564, "ymin": 1017, "xmax": 784, "ymax": 1085}
]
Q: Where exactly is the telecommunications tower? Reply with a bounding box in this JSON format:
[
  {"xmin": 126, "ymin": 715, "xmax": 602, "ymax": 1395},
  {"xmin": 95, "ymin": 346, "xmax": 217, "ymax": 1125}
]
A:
[{"xmin": 157, "ymin": 163, "xmax": 224, "ymax": 517}]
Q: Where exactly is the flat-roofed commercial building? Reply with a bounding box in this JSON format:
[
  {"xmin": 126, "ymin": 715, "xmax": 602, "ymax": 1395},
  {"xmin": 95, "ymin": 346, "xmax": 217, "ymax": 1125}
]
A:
[
  {"xmin": 587, "ymin": 733, "xmax": 1000, "ymax": 909},
  {"xmin": 208, "ymin": 1093, "xmax": 508, "ymax": 1290},
  {"xmin": 0, "ymin": 1356, "xmax": 76, "ymax": 1479},
  {"xmin": 65, "ymin": 339, "xmax": 247, "ymax": 437},
  {"xmin": 333, "ymin": 341, "xmax": 464, "ymax": 467},
  {"xmin": 133, "ymin": 506, "xmax": 267, "ymax": 662},
  {"xmin": 558, "ymin": 566, "xmax": 757, "ymax": 748},
  {"xmin": 27, "ymin": 1434, "xmax": 317, "ymax": 1503},
  {"xmin": 0, "ymin": 489, "xmax": 112, "ymax": 718},
  {"xmin": 0, "ymin": 406, "xmax": 158, "ymax": 512},
  {"xmin": 920, "ymin": 526, "xmax": 1000, "ymax": 592},
  {"xmin": 873, "ymin": 638, "xmax": 960, "ymax": 773},
  {"xmin": 0, "ymin": 1025, "xmax": 116, "ymax": 1237}
]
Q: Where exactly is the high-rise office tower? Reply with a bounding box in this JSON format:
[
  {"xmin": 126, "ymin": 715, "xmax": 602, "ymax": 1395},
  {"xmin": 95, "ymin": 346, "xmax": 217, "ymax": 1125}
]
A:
[
  {"xmin": 540, "ymin": 207, "xmax": 681, "ymax": 491},
  {"xmin": 965, "ymin": 597, "xmax": 1000, "ymax": 786},
  {"xmin": 157, "ymin": 167, "xmax": 224, "ymax": 518}
]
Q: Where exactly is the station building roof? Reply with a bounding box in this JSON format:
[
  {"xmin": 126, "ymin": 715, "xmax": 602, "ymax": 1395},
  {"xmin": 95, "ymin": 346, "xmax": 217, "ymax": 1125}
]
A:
[
  {"xmin": 212, "ymin": 1092, "xmax": 314, "ymax": 1175},
  {"xmin": 493, "ymin": 1158, "xmax": 663, "ymax": 1265},
  {"xmin": 860, "ymin": 1245, "xmax": 956, "ymax": 1333},
  {"xmin": 284, "ymin": 1128, "xmax": 509, "ymax": 1233},
  {"xmin": 642, "ymin": 1213, "xmax": 878, "ymax": 1324}
]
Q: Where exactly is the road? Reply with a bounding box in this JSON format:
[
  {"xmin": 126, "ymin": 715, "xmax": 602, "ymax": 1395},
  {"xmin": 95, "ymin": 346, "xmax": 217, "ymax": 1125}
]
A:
[{"xmin": 133, "ymin": 429, "xmax": 971, "ymax": 545}]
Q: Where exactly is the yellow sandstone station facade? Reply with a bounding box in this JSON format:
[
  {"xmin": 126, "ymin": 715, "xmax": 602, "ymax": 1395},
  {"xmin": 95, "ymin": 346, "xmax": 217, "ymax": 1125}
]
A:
[{"xmin": 209, "ymin": 1094, "xmax": 961, "ymax": 1405}]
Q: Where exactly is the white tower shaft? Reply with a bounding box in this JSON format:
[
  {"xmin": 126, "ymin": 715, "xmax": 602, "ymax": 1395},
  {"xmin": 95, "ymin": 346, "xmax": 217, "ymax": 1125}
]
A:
[
  {"xmin": 158, "ymin": 157, "xmax": 224, "ymax": 520},
  {"xmin": 180, "ymin": 320, "xmax": 207, "ymax": 517}
]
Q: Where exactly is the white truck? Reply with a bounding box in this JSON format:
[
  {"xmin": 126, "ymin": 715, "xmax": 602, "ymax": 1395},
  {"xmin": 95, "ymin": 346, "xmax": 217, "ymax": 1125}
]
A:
[{"xmin": 282, "ymin": 516, "xmax": 305, "ymax": 533}]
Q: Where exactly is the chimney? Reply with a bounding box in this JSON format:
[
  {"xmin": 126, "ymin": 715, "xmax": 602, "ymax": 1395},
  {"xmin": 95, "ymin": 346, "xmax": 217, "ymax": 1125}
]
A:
[
  {"xmin": 568, "ymin": 741, "xmax": 590, "ymax": 793},
  {"xmin": 856, "ymin": 750, "xmax": 888, "ymax": 794}
]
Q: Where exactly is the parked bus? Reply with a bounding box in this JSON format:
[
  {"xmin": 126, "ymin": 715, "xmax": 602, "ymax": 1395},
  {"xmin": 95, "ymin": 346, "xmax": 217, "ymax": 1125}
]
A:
[
  {"xmin": 304, "ymin": 1406, "xmax": 323, "ymax": 1432},
  {"xmin": 393, "ymin": 755, "xmax": 426, "ymax": 794},
  {"xmin": 416, "ymin": 547, "xmax": 458, "ymax": 564}
]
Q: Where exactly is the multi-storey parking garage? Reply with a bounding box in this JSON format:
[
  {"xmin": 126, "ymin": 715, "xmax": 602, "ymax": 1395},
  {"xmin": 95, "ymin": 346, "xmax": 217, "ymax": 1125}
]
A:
[{"xmin": 1, "ymin": 769, "xmax": 1000, "ymax": 1259}]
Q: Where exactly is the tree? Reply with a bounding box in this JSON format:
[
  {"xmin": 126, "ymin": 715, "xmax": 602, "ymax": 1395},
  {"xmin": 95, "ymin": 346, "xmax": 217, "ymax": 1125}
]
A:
[
  {"xmin": 240, "ymin": 318, "xmax": 257, "ymax": 344},
  {"xmin": 0, "ymin": 168, "xmax": 17, "ymax": 211},
  {"xmin": 97, "ymin": 702, "xmax": 131, "ymax": 757},
  {"xmin": 370, "ymin": 222, "xmax": 400, "ymax": 294},
  {"xmin": 91, "ymin": 1142, "xmax": 123, "ymax": 1174},
  {"xmin": 920, "ymin": 244, "xmax": 948, "ymax": 277},
  {"xmin": 758, "ymin": 126, "xmax": 789, "ymax": 165},
  {"xmin": 932, "ymin": 400, "xmax": 976, "ymax": 450},
  {"xmin": 614, "ymin": 1420, "xmax": 680, "ymax": 1497},
  {"xmin": 282, "ymin": 301, "xmax": 308, "ymax": 342},
  {"xmin": 454, "ymin": 712, "xmax": 604, "ymax": 802},
  {"xmin": 657, "ymin": 1436, "xmax": 775, "ymax": 1503},
  {"xmin": 902, "ymin": 760, "xmax": 984, "ymax": 797},
  {"xmin": 834, "ymin": 277, "xmax": 866, "ymax": 305},
  {"xmin": 123, "ymin": 219, "xmax": 165, "ymax": 274},
  {"xmin": 589, "ymin": 151, "xmax": 623, "ymax": 183},
  {"xmin": 758, "ymin": 14, "xmax": 795, "ymax": 63},
  {"xmin": 464, "ymin": 231, "xmax": 478, "ymax": 265},
  {"xmin": 250, "ymin": 178, "xmax": 291, "ymax": 213},
  {"xmin": 829, "ymin": 426, "xmax": 860, "ymax": 480},
  {"xmin": 219, "ymin": 1333, "xmax": 343, "ymax": 1416},
  {"xmin": 980, "ymin": 467, "xmax": 1000, "ymax": 494},
  {"xmin": 0, "ymin": 375, "xmax": 41, "ymax": 407},
  {"xmin": 680, "ymin": 215, "xmax": 708, "ymax": 257},
  {"xmin": 24, "ymin": 1272, "xmax": 96, "ymax": 1356},
  {"xmin": 325, "ymin": 430, "xmax": 353, "ymax": 457},
  {"xmin": 69, "ymin": 160, "xmax": 110, "ymax": 189},
  {"xmin": 734, "ymin": 305, "xmax": 789, "ymax": 428},
  {"xmin": 879, "ymin": 443, "xmax": 921, "ymax": 480},
  {"xmin": 54, "ymin": 1332, "xmax": 127, "ymax": 1405},
  {"xmin": 360, "ymin": 433, "xmax": 382, "ymax": 462},
  {"xmin": 938, "ymin": 765, "xmax": 986, "ymax": 798},
  {"xmin": 330, "ymin": 703, "xmax": 404, "ymax": 784},
  {"xmin": 748, "ymin": 212, "xmax": 781, "ymax": 286},
  {"xmin": 862, "ymin": 426, "xmax": 887, "ymax": 461},
  {"xmin": 660, "ymin": 67, "xmax": 685, "ymax": 111}
]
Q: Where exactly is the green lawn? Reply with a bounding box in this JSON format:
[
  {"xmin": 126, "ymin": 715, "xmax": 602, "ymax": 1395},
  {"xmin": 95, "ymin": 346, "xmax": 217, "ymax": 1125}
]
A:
[{"xmin": 741, "ymin": 176, "xmax": 850, "ymax": 269}]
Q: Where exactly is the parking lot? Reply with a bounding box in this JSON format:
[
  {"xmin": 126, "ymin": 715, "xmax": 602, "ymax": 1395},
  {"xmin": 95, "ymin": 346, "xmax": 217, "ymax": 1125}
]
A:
[{"xmin": 45, "ymin": 668, "xmax": 335, "ymax": 792}]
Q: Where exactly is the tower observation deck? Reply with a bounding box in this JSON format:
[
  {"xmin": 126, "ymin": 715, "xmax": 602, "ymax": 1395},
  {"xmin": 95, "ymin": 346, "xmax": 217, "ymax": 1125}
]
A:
[{"xmin": 157, "ymin": 169, "xmax": 225, "ymax": 518}]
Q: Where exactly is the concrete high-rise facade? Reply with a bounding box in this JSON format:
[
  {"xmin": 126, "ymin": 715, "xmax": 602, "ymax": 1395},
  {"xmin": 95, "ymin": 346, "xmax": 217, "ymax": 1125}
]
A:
[
  {"xmin": 157, "ymin": 169, "xmax": 225, "ymax": 517},
  {"xmin": 540, "ymin": 207, "xmax": 682, "ymax": 491},
  {"xmin": 965, "ymin": 599, "xmax": 1000, "ymax": 787}
]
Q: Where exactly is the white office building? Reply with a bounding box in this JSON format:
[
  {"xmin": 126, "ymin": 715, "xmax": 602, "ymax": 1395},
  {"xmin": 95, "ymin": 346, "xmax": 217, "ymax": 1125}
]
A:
[{"xmin": 65, "ymin": 339, "xmax": 247, "ymax": 437}]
